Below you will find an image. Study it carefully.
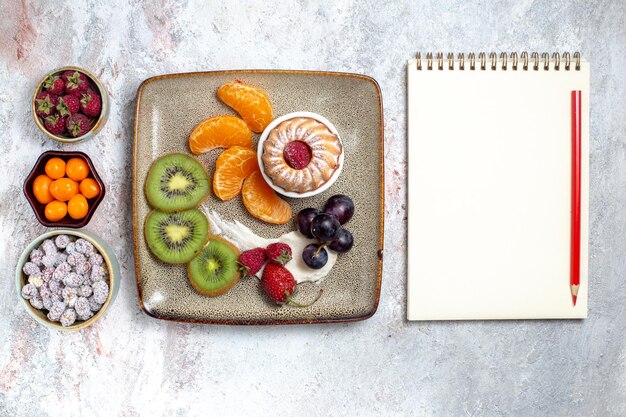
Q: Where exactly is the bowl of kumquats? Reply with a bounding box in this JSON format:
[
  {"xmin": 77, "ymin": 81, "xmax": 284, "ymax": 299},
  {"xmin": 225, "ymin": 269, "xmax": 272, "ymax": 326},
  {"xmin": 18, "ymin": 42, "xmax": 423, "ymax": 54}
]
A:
[{"xmin": 23, "ymin": 150, "xmax": 105, "ymax": 228}]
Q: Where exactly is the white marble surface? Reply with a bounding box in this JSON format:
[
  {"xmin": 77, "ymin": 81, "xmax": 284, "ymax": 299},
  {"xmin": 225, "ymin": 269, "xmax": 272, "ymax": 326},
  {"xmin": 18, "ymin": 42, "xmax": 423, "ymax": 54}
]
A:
[{"xmin": 1, "ymin": 0, "xmax": 625, "ymax": 416}]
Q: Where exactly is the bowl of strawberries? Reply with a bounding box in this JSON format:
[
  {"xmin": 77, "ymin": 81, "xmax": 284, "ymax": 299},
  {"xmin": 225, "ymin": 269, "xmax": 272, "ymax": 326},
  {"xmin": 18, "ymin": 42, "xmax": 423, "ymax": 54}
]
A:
[{"xmin": 32, "ymin": 66, "xmax": 108, "ymax": 143}]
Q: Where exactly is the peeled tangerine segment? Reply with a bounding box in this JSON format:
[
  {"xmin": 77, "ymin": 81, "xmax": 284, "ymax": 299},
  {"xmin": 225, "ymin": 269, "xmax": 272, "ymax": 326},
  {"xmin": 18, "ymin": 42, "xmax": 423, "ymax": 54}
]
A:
[
  {"xmin": 188, "ymin": 115, "xmax": 252, "ymax": 155},
  {"xmin": 213, "ymin": 146, "xmax": 259, "ymax": 201},
  {"xmin": 242, "ymin": 170, "xmax": 292, "ymax": 225},
  {"xmin": 217, "ymin": 81, "xmax": 274, "ymax": 133}
]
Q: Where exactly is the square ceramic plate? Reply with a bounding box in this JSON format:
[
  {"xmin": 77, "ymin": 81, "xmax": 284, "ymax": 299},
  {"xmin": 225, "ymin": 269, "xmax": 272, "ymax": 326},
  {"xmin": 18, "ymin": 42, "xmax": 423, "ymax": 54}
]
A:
[{"xmin": 133, "ymin": 70, "xmax": 384, "ymax": 324}]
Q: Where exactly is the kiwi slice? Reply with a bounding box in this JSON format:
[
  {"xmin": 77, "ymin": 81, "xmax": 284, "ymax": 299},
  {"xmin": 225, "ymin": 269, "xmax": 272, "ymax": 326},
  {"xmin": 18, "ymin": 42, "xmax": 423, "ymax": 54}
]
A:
[
  {"xmin": 187, "ymin": 237, "xmax": 240, "ymax": 297},
  {"xmin": 145, "ymin": 153, "xmax": 210, "ymax": 212},
  {"xmin": 144, "ymin": 209, "xmax": 209, "ymax": 264}
]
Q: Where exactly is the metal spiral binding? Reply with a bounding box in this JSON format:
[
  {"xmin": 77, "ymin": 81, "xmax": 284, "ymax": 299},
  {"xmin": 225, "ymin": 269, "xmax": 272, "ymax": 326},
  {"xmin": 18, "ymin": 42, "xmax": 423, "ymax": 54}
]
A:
[{"xmin": 415, "ymin": 52, "xmax": 581, "ymax": 71}]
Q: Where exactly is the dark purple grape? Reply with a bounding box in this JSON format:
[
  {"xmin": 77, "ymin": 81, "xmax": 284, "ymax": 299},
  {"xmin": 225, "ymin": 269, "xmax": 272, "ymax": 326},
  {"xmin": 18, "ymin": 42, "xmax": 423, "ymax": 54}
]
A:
[
  {"xmin": 296, "ymin": 208, "xmax": 320, "ymax": 238},
  {"xmin": 302, "ymin": 243, "xmax": 328, "ymax": 269},
  {"xmin": 310, "ymin": 213, "xmax": 340, "ymax": 242},
  {"xmin": 324, "ymin": 194, "xmax": 355, "ymax": 225},
  {"xmin": 329, "ymin": 229, "xmax": 353, "ymax": 253}
]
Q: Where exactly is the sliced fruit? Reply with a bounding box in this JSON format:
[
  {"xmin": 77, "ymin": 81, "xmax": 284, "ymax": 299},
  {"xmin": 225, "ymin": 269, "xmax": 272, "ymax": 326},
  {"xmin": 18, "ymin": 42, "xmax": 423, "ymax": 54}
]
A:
[
  {"xmin": 188, "ymin": 115, "xmax": 252, "ymax": 155},
  {"xmin": 213, "ymin": 146, "xmax": 258, "ymax": 201},
  {"xmin": 242, "ymin": 170, "xmax": 292, "ymax": 224},
  {"xmin": 144, "ymin": 209, "xmax": 209, "ymax": 264},
  {"xmin": 217, "ymin": 81, "xmax": 274, "ymax": 133},
  {"xmin": 187, "ymin": 237, "xmax": 240, "ymax": 297},
  {"xmin": 145, "ymin": 153, "xmax": 210, "ymax": 212}
]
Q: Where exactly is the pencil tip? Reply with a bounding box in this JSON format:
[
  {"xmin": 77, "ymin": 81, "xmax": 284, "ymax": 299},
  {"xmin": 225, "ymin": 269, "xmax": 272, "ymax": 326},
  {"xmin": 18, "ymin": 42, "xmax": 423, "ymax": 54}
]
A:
[{"xmin": 572, "ymin": 294, "xmax": 577, "ymax": 306}]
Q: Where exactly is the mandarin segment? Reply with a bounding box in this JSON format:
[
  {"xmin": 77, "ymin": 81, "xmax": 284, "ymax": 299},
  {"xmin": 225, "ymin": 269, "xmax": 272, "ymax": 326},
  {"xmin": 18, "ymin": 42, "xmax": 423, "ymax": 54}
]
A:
[
  {"xmin": 188, "ymin": 115, "xmax": 253, "ymax": 155},
  {"xmin": 241, "ymin": 170, "xmax": 292, "ymax": 225},
  {"xmin": 217, "ymin": 81, "xmax": 274, "ymax": 133},
  {"xmin": 213, "ymin": 146, "xmax": 259, "ymax": 201}
]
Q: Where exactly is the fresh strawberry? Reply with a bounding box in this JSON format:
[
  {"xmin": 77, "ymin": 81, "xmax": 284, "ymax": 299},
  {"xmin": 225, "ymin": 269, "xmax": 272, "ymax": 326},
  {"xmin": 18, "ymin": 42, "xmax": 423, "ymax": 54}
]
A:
[
  {"xmin": 66, "ymin": 114, "xmax": 91, "ymax": 137},
  {"xmin": 57, "ymin": 95, "xmax": 80, "ymax": 117},
  {"xmin": 35, "ymin": 91, "xmax": 58, "ymax": 118},
  {"xmin": 261, "ymin": 263, "xmax": 322, "ymax": 306},
  {"xmin": 80, "ymin": 89, "xmax": 102, "ymax": 117},
  {"xmin": 44, "ymin": 114, "xmax": 66, "ymax": 135},
  {"xmin": 283, "ymin": 141, "xmax": 311, "ymax": 169},
  {"xmin": 266, "ymin": 242, "xmax": 292, "ymax": 265},
  {"xmin": 43, "ymin": 75, "xmax": 65, "ymax": 95},
  {"xmin": 238, "ymin": 247, "xmax": 266, "ymax": 277},
  {"xmin": 62, "ymin": 71, "xmax": 89, "ymax": 96}
]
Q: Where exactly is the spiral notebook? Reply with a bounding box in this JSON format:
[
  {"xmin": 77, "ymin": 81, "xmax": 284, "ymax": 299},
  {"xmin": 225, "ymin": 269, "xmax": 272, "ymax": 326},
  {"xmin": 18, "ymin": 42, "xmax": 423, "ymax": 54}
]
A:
[{"xmin": 407, "ymin": 52, "xmax": 590, "ymax": 320}]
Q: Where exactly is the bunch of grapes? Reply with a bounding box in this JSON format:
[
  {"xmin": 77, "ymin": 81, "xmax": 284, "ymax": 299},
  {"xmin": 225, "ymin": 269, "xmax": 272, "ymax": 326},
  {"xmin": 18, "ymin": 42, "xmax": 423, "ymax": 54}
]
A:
[{"xmin": 296, "ymin": 195, "xmax": 355, "ymax": 269}]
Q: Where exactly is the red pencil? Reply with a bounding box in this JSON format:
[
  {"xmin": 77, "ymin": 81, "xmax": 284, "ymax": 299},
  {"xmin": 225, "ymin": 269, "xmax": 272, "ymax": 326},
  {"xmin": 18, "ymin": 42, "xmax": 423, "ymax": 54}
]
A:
[{"xmin": 570, "ymin": 91, "xmax": 582, "ymax": 306}]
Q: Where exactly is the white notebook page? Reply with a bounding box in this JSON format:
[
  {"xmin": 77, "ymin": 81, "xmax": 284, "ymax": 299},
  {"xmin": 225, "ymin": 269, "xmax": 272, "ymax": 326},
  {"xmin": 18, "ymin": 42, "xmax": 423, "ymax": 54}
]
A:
[{"xmin": 407, "ymin": 57, "xmax": 589, "ymax": 320}]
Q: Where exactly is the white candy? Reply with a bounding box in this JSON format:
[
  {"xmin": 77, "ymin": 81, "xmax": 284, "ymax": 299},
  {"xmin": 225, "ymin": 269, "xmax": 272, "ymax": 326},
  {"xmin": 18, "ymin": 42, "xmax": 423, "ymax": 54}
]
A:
[
  {"xmin": 75, "ymin": 239, "xmax": 95, "ymax": 255},
  {"xmin": 65, "ymin": 242, "xmax": 76, "ymax": 254},
  {"xmin": 60, "ymin": 308, "xmax": 76, "ymax": 327},
  {"xmin": 54, "ymin": 253, "xmax": 68, "ymax": 267},
  {"xmin": 21, "ymin": 283, "xmax": 38, "ymax": 300},
  {"xmin": 77, "ymin": 285, "xmax": 93, "ymax": 297},
  {"xmin": 62, "ymin": 287, "xmax": 78, "ymax": 308},
  {"xmin": 42, "ymin": 296, "xmax": 53, "ymax": 311},
  {"xmin": 88, "ymin": 296, "xmax": 102, "ymax": 312},
  {"xmin": 47, "ymin": 301, "xmax": 66, "ymax": 321},
  {"xmin": 29, "ymin": 297, "xmax": 44, "ymax": 309},
  {"xmin": 54, "ymin": 235, "xmax": 71, "ymax": 249},
  {"xmin": 29, "ymin": 249, "xmax": 44, "ymax": 265},
  {"xmin": 89, "ymin": 253, "xmax": 104, "ymax": 266},
  {"xmin": 41, "ymin": 239, "xmax": 57, "ymax": 255},
  {"xmin": 92, "ymin": 280, "xmax": 109, "ymax": 304},
  {"xmin": 22, "ymin": 262, "xmax": 41, "ymax": 276},
  {"xmin": 53, "ymin": 262, "xmax": 71, "ymax": 281},
  {"xmin": 67, "ymin": 252, "xmax": 86, "ymax": 267},
  {"xmin": 28, "ymin": 274, "xmax": 44, "ymax": 288},
  {"xmin": 63, "ymin": 272, "xmax": 82, "ymax": 288},
  {"xmin": 75, "ymin": 297, "xmax": 92, "ymax": 320},
  {"xmin": 42, "ymin": 267, "xmax": 54, "ymax": 282},
  {"xmin": 76, "ymin": 261, "xmax": 91, "ymax": 275},
  {"xmin": 48, "ymin": 279, "xmax": 62, "ymax": 295},
  {"xmin": 41, "ymin": 255, "xmax": 57, "ymax": 268}
]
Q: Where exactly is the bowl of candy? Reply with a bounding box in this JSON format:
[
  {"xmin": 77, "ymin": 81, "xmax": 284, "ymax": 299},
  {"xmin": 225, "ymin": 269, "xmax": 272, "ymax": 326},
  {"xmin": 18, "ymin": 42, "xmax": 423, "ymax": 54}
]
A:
[
  {"xmin": 16, "ymin": 229, "xmax": 119, "ymax": 330},
  {"xmin": 32, "ymin": 66, "xmax": 108, "ymax": 143}
]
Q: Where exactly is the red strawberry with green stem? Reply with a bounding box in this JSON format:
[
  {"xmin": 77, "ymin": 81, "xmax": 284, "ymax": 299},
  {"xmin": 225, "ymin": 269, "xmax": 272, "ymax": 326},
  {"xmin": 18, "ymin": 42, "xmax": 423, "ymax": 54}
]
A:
[
  {"xmin": 43, "ymin": 75, "xmax": 65, "ymax": 95},
  {"xmin": 238, "ymin": 247, "xmax": 266, "ymax": 278},
  {"xmin": 62, "ymin": 71, "xmax": 89, "ymax": 96},
  {"xmin": 261, "ymin": 263, "xmax": 322, "ymax": 307},
  {"xmin": 80, "ymin": 89, "xmax": 102, "ymax": 117},
  {"xmin": 66, "ymin": 114, "xmax": 91, "ymax": 137},
  {"xmin": 266, "ymin": 242, "xmax": 292, "ymax": 265},
  {"xmin": 44, "ymin": 114, "xmax": 66, "ymax": 135},
  {"xmin": 35, "ymin": 91, "xmax": 58, "ymax": 118},
  {"xmin": 57, "ymin": 95, "xmax": 80, "ymax": 117}
]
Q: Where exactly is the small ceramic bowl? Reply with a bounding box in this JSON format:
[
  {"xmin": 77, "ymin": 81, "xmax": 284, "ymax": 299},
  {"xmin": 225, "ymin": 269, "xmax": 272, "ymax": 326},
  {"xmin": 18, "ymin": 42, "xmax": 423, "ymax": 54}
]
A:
[
  {"xmin": 24, "ymin": 150, "xmax": 106, "ymax": 228},
  {"xmin": 257, "ymin": 111, "xmax": 345, "ymax": 198},
  {"xmin": 32, "ymin": 66, "xmax": 108, "ymax": 143},
  {"xmin": 16, "ymin": 229, "xmax": 120, "ymax": 331}
]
